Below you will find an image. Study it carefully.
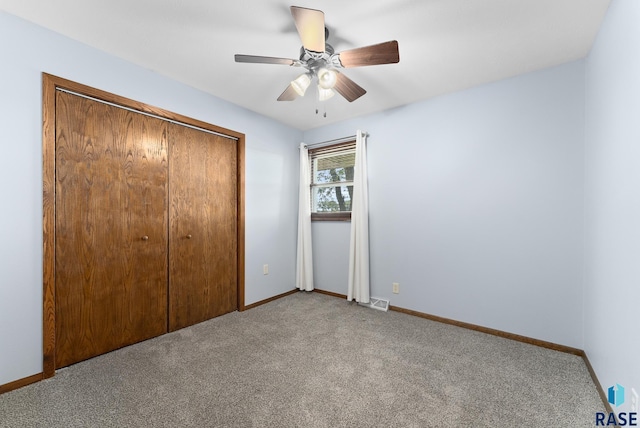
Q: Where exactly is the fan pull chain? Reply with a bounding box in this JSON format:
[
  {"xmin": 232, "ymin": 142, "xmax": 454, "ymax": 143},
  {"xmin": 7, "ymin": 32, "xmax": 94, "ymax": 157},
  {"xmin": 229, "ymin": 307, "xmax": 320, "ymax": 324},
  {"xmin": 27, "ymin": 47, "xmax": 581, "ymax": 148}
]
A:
[{"xmin": 314, "ymin": 90, "xmax": 327, "ymax": 118}]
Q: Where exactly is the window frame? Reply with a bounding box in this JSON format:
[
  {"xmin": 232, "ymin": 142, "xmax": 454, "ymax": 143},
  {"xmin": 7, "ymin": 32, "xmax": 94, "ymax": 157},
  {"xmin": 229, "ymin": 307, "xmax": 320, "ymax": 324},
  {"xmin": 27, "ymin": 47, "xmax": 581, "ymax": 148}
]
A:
[{"xmin": 308, "ymin": 140, "xmax": 356, "ymax": 222}]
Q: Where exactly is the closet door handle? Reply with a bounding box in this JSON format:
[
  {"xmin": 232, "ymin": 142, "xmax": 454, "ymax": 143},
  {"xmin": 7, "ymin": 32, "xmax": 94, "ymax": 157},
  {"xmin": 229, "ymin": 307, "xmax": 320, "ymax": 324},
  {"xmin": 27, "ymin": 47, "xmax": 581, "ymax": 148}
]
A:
[
  {"xmin": 141, "ymin": 235, "xmax": 149, "ymax": 241},
  {"xmin": 186, "ymin": 234, "xmax": 192, "ymax": 239}
]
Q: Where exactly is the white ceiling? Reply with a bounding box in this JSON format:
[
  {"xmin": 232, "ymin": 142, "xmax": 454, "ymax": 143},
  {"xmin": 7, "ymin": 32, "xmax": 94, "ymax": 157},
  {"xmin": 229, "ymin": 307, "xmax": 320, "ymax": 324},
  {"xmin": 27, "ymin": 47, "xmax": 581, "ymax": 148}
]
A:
[{"xmin": 1, "ymin": 0, "xmax": 611, "ymax": 131}]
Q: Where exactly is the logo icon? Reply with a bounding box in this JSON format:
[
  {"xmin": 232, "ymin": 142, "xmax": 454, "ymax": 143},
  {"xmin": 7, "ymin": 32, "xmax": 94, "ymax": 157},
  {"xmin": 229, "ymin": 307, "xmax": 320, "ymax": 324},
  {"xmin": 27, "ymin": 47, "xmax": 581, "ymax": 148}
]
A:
[{"xmin": 609, "ymin": 384, "xmax": 625, "ymax": 407}]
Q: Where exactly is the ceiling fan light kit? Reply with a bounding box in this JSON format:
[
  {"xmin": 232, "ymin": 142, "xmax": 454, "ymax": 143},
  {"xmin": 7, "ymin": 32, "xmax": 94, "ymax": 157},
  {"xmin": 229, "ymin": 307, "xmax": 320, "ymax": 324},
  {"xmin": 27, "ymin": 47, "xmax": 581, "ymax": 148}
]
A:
[{"xmin": 234, "ymin": 5, "xmax": 400, "ymax": 105}]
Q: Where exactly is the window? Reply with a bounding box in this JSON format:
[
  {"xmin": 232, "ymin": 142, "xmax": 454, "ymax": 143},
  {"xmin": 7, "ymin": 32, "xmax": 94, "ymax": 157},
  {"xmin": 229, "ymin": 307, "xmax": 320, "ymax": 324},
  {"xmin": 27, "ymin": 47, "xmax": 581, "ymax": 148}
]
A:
[{"xmin": 309, "ymin": 141, "xmax": 356, "ymax": 221}]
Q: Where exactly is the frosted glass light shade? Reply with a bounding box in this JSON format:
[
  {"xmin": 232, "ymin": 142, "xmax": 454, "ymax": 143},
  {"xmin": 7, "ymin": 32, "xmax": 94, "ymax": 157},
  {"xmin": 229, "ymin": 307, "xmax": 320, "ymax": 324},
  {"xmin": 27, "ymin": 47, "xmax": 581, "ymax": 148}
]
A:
[
  {"xmin": 291, "ymin": 73, "xmax": 312, "ymax": 96},
  {"xmin": 318, "ymin": 86, "xmax": 335, "ymax": 101},
  {"xmin": 317, "ymin": 68, "xmax": 337, "ymax": 89}
]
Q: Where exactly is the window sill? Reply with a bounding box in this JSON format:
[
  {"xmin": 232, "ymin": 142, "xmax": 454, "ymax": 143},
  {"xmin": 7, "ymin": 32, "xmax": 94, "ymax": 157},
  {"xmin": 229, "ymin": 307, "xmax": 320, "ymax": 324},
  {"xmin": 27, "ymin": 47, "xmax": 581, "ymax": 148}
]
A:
[{"xmin": 311, "ymin": 212, "xmax": 351, "ymax": 222}]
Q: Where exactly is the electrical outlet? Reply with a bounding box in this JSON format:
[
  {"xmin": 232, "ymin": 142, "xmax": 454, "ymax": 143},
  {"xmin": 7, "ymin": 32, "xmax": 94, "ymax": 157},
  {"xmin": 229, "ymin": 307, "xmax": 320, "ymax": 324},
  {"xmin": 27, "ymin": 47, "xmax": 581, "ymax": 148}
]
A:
[
  {"xmin": 263, "ymin": 264, "xmax": 269, "ymax": 275},
  {"xmin": 392, "ymin": 282, "xmax": 400, "ymax": 294},
  {"xmin": 631, "ymin": 388, "xmax": 638, "ymax": 413}
]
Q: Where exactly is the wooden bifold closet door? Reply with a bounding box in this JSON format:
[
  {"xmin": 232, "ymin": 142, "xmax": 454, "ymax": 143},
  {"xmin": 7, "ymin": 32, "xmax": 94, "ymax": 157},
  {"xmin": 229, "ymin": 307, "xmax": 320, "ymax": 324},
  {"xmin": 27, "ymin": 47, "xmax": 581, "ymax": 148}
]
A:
[
  {"xmin": 55, "ymin": 91, "xmax": 169, "ymax": 367},
  {"xmin": 168, "ymin": 124, "xmax": 237, "ymax": 331},
  {"xmin": 54, "ymin": 90, "xmax": 238, "ymax": 368}
]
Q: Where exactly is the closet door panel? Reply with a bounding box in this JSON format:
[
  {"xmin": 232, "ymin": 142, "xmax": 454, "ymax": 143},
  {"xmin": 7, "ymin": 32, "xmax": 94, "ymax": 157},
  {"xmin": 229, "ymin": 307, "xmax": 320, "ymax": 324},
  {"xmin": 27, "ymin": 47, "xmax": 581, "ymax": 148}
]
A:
[
  {"xmin": 55, "ymin": 91, "xmax": 169, "ymax": 368},
  {"xmin": 169, "ymin": 124, "xmax": 237, "ymax": 331}
]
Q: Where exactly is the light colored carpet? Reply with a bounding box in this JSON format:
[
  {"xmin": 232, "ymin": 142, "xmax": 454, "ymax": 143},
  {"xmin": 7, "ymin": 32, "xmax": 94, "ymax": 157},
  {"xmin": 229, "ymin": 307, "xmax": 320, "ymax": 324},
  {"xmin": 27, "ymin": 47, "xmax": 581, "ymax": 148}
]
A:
[{"xmin": 0, "ymin": 291, "xmax": 604, "ymax": 427}]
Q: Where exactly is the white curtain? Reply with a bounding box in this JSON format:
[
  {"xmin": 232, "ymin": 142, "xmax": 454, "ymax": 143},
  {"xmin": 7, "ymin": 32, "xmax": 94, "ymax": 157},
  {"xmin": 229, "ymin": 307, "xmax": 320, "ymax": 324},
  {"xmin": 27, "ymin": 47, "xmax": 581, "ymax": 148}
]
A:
[
  {"xmin": 347, "ymin": 130, "xmax": 370, "ymax": 303},
  {"xmin": 296, "ymin": 143, "xmax": 314, "ymax": 291}
]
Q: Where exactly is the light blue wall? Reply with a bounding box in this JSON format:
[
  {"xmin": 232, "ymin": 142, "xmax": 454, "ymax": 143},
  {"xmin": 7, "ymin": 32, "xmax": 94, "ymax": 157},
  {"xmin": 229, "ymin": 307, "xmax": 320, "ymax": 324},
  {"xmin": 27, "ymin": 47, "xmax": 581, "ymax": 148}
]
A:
[
  {"xmin": 305, "ymin": 61, "xmax": 586, "ymax": 349},
  {"xmin": 0, "ymin": 11, "xmax": 301, "ymax": 386},
  {"xmin": 5, "ymin": 1, "xmax": 636, "ymax": 398},
  {"xmin": 584, "ymin": 0, "xmax": 640, "ymax": 415}
]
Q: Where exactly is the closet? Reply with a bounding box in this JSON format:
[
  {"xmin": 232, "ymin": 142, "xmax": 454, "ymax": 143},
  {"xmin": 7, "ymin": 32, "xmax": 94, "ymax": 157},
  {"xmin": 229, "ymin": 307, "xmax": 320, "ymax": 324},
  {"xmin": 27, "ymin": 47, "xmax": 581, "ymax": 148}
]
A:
[{"xmin": 45, "ymin": 76, "xmax": 243, "ymax": 370}]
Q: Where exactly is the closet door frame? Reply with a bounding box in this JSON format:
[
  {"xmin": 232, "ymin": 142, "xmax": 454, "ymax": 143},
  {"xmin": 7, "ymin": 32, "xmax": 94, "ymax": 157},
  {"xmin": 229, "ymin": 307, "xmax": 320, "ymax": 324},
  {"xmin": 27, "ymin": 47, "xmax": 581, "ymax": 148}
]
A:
[{"xmin": 42, "ymin": 73, "xmax": 246, "ymax": 379}]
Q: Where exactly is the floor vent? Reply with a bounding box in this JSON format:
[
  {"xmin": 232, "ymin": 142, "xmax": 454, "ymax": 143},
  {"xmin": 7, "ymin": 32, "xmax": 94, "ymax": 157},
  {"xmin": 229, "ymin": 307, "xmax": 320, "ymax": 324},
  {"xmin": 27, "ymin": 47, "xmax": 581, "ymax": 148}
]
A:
[{"xmin": 359, "ymin": 297, "xmax": 390, "ymax": 312}]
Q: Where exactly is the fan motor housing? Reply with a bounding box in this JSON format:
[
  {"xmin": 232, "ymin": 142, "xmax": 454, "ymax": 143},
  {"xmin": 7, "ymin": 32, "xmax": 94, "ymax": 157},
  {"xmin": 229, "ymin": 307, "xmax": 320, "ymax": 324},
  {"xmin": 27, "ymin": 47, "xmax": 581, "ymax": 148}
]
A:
[{"xmin": 300, "ymin": 43, "xmax": 335, "ymax": 69}]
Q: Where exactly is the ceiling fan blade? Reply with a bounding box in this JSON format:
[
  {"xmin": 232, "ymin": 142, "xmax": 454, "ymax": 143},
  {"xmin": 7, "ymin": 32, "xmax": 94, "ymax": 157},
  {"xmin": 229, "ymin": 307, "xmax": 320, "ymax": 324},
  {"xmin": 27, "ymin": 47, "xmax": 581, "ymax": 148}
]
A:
[
  {"xmin": 277, "ymin": 84, "xmax": 299, "ymax": 101},
  {"xmin": 333, "ymin": 72, "xmax": 366, "ymax": 102},
  {"xmin": 235, "ymin": 55, "xmax": 297, "ymax": 66},
  {"xmin": 337, "ymin": 40, "xmax": 400, "ymax": 68},
  {"xmin": 290, "ymin": 6, "xmax": 325, "ymax": 53}
]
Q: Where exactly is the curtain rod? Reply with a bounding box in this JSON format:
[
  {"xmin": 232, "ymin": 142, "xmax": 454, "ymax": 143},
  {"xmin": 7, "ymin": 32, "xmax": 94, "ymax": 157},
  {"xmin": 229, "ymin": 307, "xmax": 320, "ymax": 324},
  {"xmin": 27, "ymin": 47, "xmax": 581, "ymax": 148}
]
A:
[{"xmin": 304, "ymin": 132, "xmax": 368, "ymax": 149}]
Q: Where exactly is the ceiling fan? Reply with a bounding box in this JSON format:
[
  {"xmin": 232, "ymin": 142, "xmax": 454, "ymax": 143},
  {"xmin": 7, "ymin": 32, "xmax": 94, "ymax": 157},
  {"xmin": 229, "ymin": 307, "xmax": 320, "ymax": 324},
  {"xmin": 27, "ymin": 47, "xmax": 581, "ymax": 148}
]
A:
[{"xmin": 234, "ymin": 6, "xmax": 400, "ymax": 103}]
